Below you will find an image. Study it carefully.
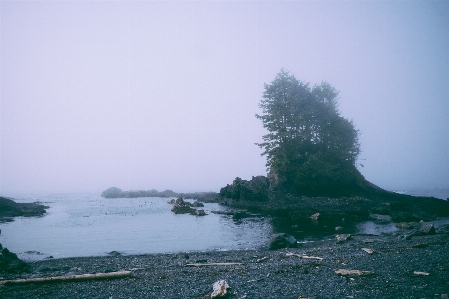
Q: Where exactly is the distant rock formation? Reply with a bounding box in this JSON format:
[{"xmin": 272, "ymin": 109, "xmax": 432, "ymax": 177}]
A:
[
  {"xmin": 0, "ymin": 197, "xmax": 47, "ymax": 221},
  {"xmin": 101, "ymin": 187, "xmax": 218, "ymax": 202},
  {"xmin": 101, "ymin": 187, "xmax": 177, "ymax": 198}
]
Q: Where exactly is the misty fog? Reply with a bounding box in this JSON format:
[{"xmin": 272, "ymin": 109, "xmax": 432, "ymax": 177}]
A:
[{"xmin": 1, "ymin": 1, "xmax": 448, "ymax": 195}]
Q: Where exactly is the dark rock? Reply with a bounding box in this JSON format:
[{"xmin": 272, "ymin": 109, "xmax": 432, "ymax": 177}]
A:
[
  {"xmin": 0, "ymin": 245, "xmax": 29, "ymax": 273},
  {"xmin": 211, "ymin": 210, "xmax": 235, "ymax": 216},
  {"xmin": 167, "ymin": 199, "xmax": 176, "ymax": 204},
  {"xmin": 416, "ymin": 220, "xmax": 436, "ymax": 235},
  {"xmin": 219, "ymin": 176, "xmax": 269, "ymax": 202},
  {"xmin": 192, "ymin": 201, "xmax": 204, "ymax": 207},
  {"xmin": 193, "ymin": 209, "xmax": 206, "ymax": 216},
  {"xmin": 108, "ymin": 251, "xmax": 122, "ymax": 256},
  {"xmin": 269, "ymin": 233, "xmax": 298, "ymax": 249},
  {"xmin": 171, "ymin": 198, "xmax": 196, "ymax": 214}
]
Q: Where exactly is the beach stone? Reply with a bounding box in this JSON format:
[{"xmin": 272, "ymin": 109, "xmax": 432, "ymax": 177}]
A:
[
  {"xmin": 310, "ymin": 213, "xmax": 321, "ymax": 221},
  {"xmin": 416, "ymin": 220, "xmax": 436, "ymax": 235},
  {"xmin": 269, "ymin": 233, "xmax": 298, "ymax": 249},
  {"xmin": 335, "ymin": 234, "xmax": 351, "ymax": 243},
  {"xmin": 167, "ymin": 199, "xmax": 176, "ymax": 204},
  {"xmin": 211, "ymin": 280, "xmax": 230, "ymax": 298}
]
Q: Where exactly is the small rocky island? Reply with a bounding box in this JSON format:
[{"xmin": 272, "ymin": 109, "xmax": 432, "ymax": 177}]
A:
[{"xmin": 0, "ymin": 197, "xmax": 48, "ymax": 222}]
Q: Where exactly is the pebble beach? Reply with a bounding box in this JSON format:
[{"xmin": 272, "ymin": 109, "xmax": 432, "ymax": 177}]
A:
[{"xmin": 1, "ymin": 232, "xmax": 448, "ymax": 299}]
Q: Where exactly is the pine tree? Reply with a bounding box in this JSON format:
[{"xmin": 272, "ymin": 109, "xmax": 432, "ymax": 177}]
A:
[{"xmin": 256, "ymin": 69, "xmax": 363, "ymax": 196}]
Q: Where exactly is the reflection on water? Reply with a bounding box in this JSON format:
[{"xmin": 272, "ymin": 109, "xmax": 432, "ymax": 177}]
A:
[{"xmin": 0, "ymin": 194, "xmax": 272, "ymax": 261}]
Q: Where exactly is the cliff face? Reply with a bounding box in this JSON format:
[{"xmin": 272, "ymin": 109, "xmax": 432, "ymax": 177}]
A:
[{"xmin": 219, "ymin": 176, "xmax": 270, "ymax": 202}]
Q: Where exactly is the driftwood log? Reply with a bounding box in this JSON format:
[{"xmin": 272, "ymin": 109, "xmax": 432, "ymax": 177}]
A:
[
  {"xmin": 185, "ymin": 262, "xmax": 243, "ymax": 267},
  {"xmin": 0, "ymin": 270, "xmax": 132, "ymax": 286},
  {"xmin": 286, "ymin": 253, "xmax": 324, "ymax": 260}
]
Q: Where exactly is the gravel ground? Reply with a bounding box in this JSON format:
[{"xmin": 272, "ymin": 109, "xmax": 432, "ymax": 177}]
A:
[{"xmin": 1, "ymin": 233, "xmax": 448, "ymax": 299}]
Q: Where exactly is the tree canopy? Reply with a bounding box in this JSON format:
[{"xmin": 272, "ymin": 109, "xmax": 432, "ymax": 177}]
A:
[{"xmin": 256, "ymin": 70, "xmax": 364, "ymax": 196}]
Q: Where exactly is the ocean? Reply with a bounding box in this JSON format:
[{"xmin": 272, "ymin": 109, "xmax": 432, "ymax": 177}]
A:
[
  {"xmin": 0, "ymin": 189, "xmax": 447, "ymax": 261},
  {"xmin": 0, "ymin": 194, "xmax": 272, "ymax": 261}
]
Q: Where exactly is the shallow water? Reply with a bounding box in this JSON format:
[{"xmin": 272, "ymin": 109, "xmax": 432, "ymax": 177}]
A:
[{"xmin": 0, "ymin": 194, "xmax": 272, "ymax": 261}]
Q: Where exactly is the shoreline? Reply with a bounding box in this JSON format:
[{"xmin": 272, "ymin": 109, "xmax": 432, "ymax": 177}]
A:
[{"xmin": 1, "ymin": 232, "xmax": 448, "ymax": 298}]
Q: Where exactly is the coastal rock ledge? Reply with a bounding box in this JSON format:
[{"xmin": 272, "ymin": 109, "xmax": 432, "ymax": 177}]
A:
[{"xmin": 0, "ymin": 197, "xmax": 48, "ymax": 222}]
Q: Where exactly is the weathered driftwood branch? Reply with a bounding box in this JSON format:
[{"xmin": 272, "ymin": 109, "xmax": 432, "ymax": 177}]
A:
[
  {"xmin": 185, "ymin": 262, "xmax": 243, "ymax": 267},
  {"xmin": 335, "ymin": 269, "xmax": 373, "ymax": 276},
  {"xmin": 0, "ymin": 270, "xmax": 132, "ymax": 286},
  {"xmin": 286, "ymin": 253, "xmax": 324, "ymax": 260}
]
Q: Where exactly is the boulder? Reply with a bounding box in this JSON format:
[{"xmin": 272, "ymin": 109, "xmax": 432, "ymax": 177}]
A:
[
  {"xmin": 335, "ymin": 234, "xmax": 351, "ymax": 243},
  {"xmin": 0, "ymin": 245, "xmax": 29, "ymax": 273},
  {"xmin": 192, "ymin": 201, "xmax": 204, "ymax": 207},
  {"xmin": 269, "ymin": 233, "xmax": 298, "ymax": 249},
  {"xmin": 171, "ymin": 198, "xmax": 196, "ymax": 214},
  {"xmin": 193, "ymin": 209, "xmax": 206, "ymax": 216},
  {"xmin": 416, "ymin": 220, "xmax": 436, "ymax": 235}
]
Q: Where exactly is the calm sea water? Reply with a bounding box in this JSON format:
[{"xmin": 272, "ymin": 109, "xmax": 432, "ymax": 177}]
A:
[
  {"xmin": 0, "ymin": 194, "xmax": 272, "ymax": 261},
  {"xmin": 1, "ymin": 189, "xmax": 447, "ymax": 261}
]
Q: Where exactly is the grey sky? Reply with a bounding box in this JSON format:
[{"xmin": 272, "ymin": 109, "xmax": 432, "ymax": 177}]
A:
[{"xmin": 1, "ymin": 1, "xmax": 448, "ymax": 194}]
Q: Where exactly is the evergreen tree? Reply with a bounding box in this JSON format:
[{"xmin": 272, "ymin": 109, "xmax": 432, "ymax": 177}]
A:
[{"xmin": 256, "ymin": 69, "xmax": 363, "ymax": 196}]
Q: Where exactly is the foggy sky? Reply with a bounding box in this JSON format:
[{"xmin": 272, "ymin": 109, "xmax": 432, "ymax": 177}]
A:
[{"xmin": 1, "ymin": 1, "xmax": 448, "ymax": 195}]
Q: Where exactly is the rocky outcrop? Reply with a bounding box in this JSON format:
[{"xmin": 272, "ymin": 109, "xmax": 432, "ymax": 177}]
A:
[
  {"xmin": 0, "ymin": 197, "xmax": 47, "ymax": 221},
  {"xmin": 0, "ymin": 244, "xmax": 29, "ymax": 273},
  {"xmin": 171, "ymin": 198, "xmax": 196, "ymax": 214},
  {"xmin": 169, "ymin": 198, "xmax": 207, "ymax": 216},
  {"xmin": 218, "ymin": 175, "xmax": 449, "ymax": 234},
  {"xmin": 219, "ymin": 176, "xmax": 269, "ymax": 202}
]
